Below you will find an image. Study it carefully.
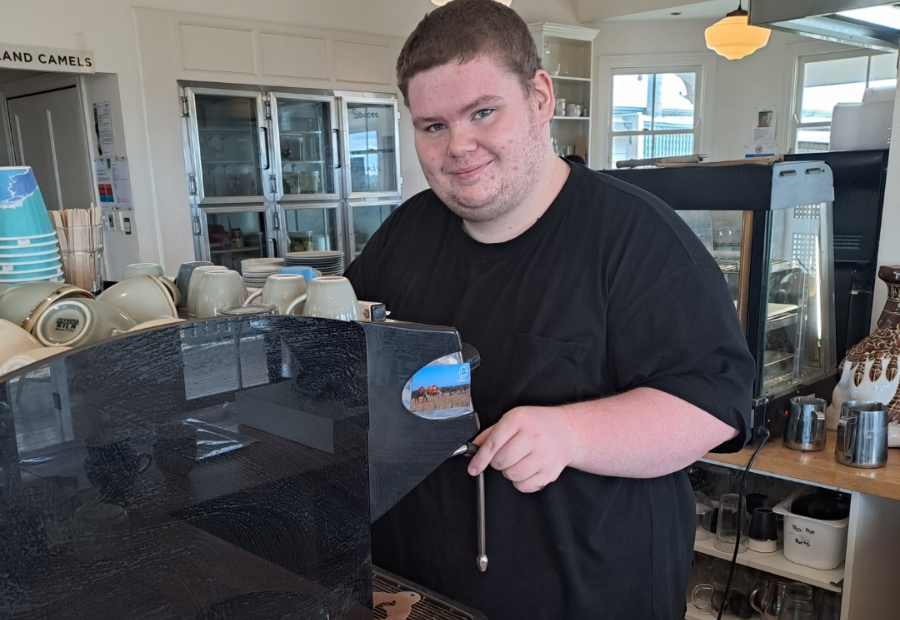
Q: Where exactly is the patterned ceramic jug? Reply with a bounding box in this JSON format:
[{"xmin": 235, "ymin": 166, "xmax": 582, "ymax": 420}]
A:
[{"xmin": 829, "ymin": 265, "xmax": 900, "ymax": 445}]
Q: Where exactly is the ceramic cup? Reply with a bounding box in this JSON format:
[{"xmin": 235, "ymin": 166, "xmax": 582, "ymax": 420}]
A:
[
  {"xmin": 244, "ymin": 273, "xmax": 307, "ymax": 315},
  {"xmin": 123, "ymin": 263, "xmax": 166, "ymax": 279},
  {"xmin": 0, "ymin": 318, "xmax": 42, "ymax": 367},
  {"xmin": 157, "ymin": 276, "xmax": 181, "ymax": 307},
  {"xmin": 97, "ymin": 275, "xmax": 178, "ymax": 324},
  {"xmin": 127, "ymin": 317, "xmax": 186, "ymax": 332},
  {"xmin": 186, "ymin": 266, "xmax": 228, "ymax": 318},
  {"xmin": 174, "ymin": 261, "xmax": 213, "ymax": 308},
  {"xmin": 33, "ymin": 298, "xmax": 137, "ymax": 347},
  {"xmin": 301, "ymin": 276, "xmax": 359, "ymax": 321},
  {"xmin": 195, "ymin": 270, "xmax": 248, "ymax": 319},
  {"xmin": 0, "ymin": 281, "xmax": 95, "ymax": 331},
  {"xmin": 0, "ymin": 346, "xmax": 71, "ymax": 377}
]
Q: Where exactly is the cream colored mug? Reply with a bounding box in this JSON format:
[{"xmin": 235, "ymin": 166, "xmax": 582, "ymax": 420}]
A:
[
  {"xmin": 301, "ymin": 276, "xmax": 359, "ymax": 321},
  {"xmin": 244, "ymin": 273, "xmax": 307, "ymax": 315},
  {"xmin": 195, "ymin": 270, "xmax": 248, "ymax": 319},
  {"xmin": 33, "ymin": 298, "xmax": 136, "ymax": 348},
  {"xmin": 0, "ymin": 318, "xmax": 42, "ymax": 367},
  {"xmin": 186, "ymin": 266, "xmax": 229, "ymax": 318},
  {"xmin": 0, "ymin": 281, "xmax": 94, "ymax": 332},
  {"xmin": 97, "ymin": 275, "xmax": 177, "ymax": 324},
  {"xmin": 123, "ymin": 263, "xmax": 166, "ymax": 279}
]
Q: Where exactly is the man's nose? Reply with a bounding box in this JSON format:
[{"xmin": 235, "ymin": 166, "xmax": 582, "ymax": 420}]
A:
[{"xmin": 447, "ymin": 125, "xmax": 477, "ymax": 158}]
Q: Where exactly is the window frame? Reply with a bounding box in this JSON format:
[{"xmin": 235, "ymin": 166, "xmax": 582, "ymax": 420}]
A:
[
  {"xmin": 608, "ymin": 66, "xmax": 702, "ymax": 166},
  {"xmin": 596, "ymin": 53, "xmax": 716, "ymax": 169},
  {"xmin": 791, "ymin": 48, "xmax": 898, "ymax": 154}
]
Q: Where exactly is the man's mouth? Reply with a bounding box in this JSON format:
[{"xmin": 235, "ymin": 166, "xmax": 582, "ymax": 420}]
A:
[{"xmin": 448, "ymin": 161, "xmax": 490, "ymax": 181}]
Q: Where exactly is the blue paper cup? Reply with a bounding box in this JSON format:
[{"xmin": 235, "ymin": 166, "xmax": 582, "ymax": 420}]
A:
[
  {"xmin": 0, "ymin": 167, "xmax": 54, "ymax": 238},
  {"xmin": 0, "ymin": 252, "xmax": 61, "ymax": 266},
  {"xmin": 0, "ymin": 236, "xmax": 58, "ymax": 250},
  {"xmin": 277, "ymin": 266, "xmax": 318, "ymax": 284}
]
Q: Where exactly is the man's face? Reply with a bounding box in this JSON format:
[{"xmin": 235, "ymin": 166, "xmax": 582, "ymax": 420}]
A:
[{"xmin": 407, "ymin": 54, "xmax": 548, "ymax": 224}]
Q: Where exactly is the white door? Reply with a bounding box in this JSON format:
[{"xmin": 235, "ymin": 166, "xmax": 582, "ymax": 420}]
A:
[{"xmin": 6, "ymin": 85, "xmax": 93, "ymax": 211}]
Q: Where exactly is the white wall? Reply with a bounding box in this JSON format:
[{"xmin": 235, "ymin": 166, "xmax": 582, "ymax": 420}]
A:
[{"xmin": 593, "ymin": 20, "xmax": 815, "ymax": 164}]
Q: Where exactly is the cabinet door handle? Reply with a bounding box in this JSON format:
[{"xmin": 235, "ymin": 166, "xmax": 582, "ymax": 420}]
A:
[
  {"xmin": 261, "ymin": 126, "xmax": 271, "ymax": 171},
  {"xmin": 332, "ymin": 128, "xmax": 342, "ymax": 169}
]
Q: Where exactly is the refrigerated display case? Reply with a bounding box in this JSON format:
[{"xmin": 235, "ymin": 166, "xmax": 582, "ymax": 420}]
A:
[
  {"xmin": 181, "ymin": 84, "xmax": 402, "ymax": 271},
  {"xmin": 607, "ymin": 161, "xmax": 838, "ymax": 440}
]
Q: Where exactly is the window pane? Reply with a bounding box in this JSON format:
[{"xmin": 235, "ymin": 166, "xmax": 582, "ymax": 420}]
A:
[
  {"xmin": 653, "ymin": 133, "xmax": 693, "ymax": 158},
  {"xmin": 612, "ymin": 74, "xmax": 652, "ymax": 132},
  {"xmin": 869, "ymin": 51, "xmax": 898, "ymax": 86},
  {"xmin": 801, "ymin": 56, "xmax": 868, "ymax": 123},
  {"xmin": 652, "ymin": 73, "xmax": 696, "ymax": 130},
  {"xmin": 206, "ymin": 211, "xmax": 266, "ymax": 271},
  {"xmin": 285, "ymin": 207, "xmax": 339, "ymax": 252},
  {"xmin": 611, "ymin": 134, "xmax": 652, "ymax": 166},
  {"xmin": 795, "ymin": 126, "xmax": 831, "ymax": 154}
]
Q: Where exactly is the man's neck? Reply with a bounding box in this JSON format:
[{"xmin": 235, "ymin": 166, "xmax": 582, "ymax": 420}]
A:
[{"xmin": 462, "ymin": 151, "xmax": 570, "ymax": 244}]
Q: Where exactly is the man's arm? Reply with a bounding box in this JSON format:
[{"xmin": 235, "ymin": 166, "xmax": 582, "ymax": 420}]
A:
[{"xmin": 466, "ymin": 387, "xmax": 739, "ymax": 493}]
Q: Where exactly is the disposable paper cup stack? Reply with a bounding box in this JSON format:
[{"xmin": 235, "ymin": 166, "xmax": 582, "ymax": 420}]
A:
[
  {"xmin": 50, "ymin": 206, "xmax": 104, "ymax": 293},
  {"xmin": 0, "ymin": 167, "xmax": 64, "ymax": 285}
]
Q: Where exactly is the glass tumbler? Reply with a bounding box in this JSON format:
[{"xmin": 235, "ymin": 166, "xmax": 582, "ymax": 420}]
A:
[
  {"xmin": 695, "ymin": 491, "xmax": 714, "ymax": 541},
  {"xmin": 715, "ymin": 493, "xmax": 748, "ymax": 554},
  {"xmin": 779, "ymin": 583, "xmax": 815, "ymax": 620}
]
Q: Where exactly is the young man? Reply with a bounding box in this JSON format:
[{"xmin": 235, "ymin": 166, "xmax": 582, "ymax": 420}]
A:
[{"xmin": 345, "ymin": 1, "xmax": 755, "ymax": 618}]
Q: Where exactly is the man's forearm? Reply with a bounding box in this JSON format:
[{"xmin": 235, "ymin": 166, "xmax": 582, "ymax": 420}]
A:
[{"xmin": 558, "ymin": 387, "xmax": 739, "ymax": 479}]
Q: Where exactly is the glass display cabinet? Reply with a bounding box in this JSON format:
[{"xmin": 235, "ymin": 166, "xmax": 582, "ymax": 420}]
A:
[{"xmin": 608, "ymin": 161, "xmax": 837, "ymax": 439}]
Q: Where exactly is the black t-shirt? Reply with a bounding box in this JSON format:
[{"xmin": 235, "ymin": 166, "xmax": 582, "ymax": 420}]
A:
[{"xmin": 345, "ymin": 161, "xmax": 755, "ymax": 620}]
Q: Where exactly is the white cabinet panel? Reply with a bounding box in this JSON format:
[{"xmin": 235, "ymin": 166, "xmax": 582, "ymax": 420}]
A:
[
  {"xmin": 180, "ymin": 24, "xmax": 255, "ymax": 74},
  {"xmin": 260, "ymin": 33, "xmax": 329, "ymax": 80},
  {"xmin": 333, "ymin": 41, "xmax": 392, "ymax": 85}
]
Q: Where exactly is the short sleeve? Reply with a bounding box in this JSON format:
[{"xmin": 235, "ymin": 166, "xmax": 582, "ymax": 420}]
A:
[{"xmin": 608, "ymin": 265, "xmax": 755, "ymax": 453}]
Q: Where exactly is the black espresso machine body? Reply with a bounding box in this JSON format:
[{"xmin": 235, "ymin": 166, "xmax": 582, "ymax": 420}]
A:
[{"xmin": 0, "ymin": 316, "xmax": 481, "ymax": 619}]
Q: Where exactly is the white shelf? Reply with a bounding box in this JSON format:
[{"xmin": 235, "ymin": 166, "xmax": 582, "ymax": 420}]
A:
[
  {"xmin": 684, "ymin": 595, "xmax": 739, "ymax": 620},
  {"xmin": 552, "ymin": 116, "xmax": 590, "ymax": 120},
  {"xmin": 693, "ymin": 532, "xmax": 843, "ymax": 593},
  {"xmin": 550, "ymin": 75, "xmax": 591, "ymax": 83}
]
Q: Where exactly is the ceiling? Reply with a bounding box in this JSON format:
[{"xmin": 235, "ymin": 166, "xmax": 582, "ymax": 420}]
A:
[{"xmin": 606, "ymin": 0, "xmax": 741, "ymax": 22}]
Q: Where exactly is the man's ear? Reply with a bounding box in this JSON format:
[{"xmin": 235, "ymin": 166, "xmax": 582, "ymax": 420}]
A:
[{"xmin": 531, "ymin": 70, "xmax": 556, "ymax": 125}]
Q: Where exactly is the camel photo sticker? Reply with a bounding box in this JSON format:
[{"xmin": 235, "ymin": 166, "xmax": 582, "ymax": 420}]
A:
[{"xmin": 402, "ymin": 357, "xmax": 472, "ymax": 419}]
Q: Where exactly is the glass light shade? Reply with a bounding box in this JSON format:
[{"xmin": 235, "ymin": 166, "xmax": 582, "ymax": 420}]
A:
[
  {"xmin": 705, "ymin": 14, "xmax": 771, "ymax": 61},
  {"xmin": 432, "ymin": 0, "xmax": 511, "ymax": 5}
]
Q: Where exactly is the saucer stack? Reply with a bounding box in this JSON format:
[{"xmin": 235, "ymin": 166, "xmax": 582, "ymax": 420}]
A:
[
  {"xmin": 241, "ymin": 258, "xmax": 284, "ymax": 288},
  {"xmin": 0, "ymin": 167, "xmax": 64, "ymax": 286},
  {"xmin": 284, "ymin": 251, "xmax": 344, "ymax": 276}
]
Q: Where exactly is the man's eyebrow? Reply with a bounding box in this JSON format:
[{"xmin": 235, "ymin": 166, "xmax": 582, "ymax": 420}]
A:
[{"xmin": 413, "ymin": 95, "xmax": 504, "ymax": 125}]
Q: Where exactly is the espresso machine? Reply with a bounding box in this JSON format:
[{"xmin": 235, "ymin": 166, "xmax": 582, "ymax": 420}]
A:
[{"xmin": 0, "ymin": 316, "xmax": 487, "ymax": 619}]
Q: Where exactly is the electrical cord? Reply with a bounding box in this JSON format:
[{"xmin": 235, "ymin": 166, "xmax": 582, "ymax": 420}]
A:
[{"xmin": 716, "ymin": 426, "xmax": 770, "ymax": 620}]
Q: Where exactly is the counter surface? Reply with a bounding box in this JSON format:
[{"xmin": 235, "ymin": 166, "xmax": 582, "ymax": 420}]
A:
[{"xmin": 701, "ymin": 430, "xmax": 900, "ymax": 501}]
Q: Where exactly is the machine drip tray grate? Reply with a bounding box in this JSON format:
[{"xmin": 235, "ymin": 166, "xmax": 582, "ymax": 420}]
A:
[{"xmin": 372, "ymin": 567, "xmax": 487, "ymax": 620}]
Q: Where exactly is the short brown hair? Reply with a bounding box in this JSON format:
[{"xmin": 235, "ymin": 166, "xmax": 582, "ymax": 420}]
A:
[{"xmin": 396, "ymin": 0, "xmax": 541, "ymax": 105}]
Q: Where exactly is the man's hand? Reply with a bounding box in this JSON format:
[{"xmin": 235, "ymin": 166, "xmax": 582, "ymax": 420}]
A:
[{"xmin": 467, "ymin": 406, "xmax": 581, "ymax": 493}]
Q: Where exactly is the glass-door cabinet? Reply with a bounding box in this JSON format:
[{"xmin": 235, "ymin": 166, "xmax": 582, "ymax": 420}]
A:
[
  {"xmin": 183, "ymin": 88, "xmax": 269, "ymax": 205},
  {"xmin": 270, "ymin": 93, "xmax": 339, "ymax": 202},
  {"xmin": 607, "ymin": 161, "xmax": 838, "ymax": 439},
  {"xmin": 348, "ymin": 200, "xmax": 399, "ymax": 259},
  {"xmin": 281, "ymin": 204, "xmax": 343, "ymax": 254},
  {"xmin": 342, "ymin": 97, "xmax": 401, "ymax": 198},
  {"xmin": 198, "ymin": 206, "xmax": 276, "ymax": 273}
]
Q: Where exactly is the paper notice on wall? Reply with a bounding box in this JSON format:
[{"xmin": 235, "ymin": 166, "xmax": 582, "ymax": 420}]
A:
[
  {"xmin": 94, "ymin": 157, "xmax": 115, "ymax": 206},
  {"xmin": 92, "ymin": 101, "xmax": 116, "ymax": 157},
  {"xmin": 745, "ymin": 109, "xmax": 777, "ymax": 158},
  {"xmin": 111, "ymin": 158, "xmax": 133, "ymax": 209}
]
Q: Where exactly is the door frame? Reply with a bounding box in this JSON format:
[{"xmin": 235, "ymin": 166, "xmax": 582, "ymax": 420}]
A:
[{"xmin": 1, "ymin": 73, "xmax": 95, "ymax": 209}]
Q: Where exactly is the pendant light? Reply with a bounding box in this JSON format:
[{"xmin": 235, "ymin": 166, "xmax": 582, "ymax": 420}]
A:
[
  {"xmin": 704, "ymin": 0, "xmax": 771, "ymax": 61},
  {"xmin": 432, "ymin": 0, "xmax": 511, "ymax": 5}
]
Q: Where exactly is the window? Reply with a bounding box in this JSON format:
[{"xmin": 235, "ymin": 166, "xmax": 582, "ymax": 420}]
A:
[
  {"xmin": 794, "ymin": 51, "xmax": 898, "ymax": 153},
  {"xmin": 610, "ymin": 69, "xmax": 700, "ymax": 167}
]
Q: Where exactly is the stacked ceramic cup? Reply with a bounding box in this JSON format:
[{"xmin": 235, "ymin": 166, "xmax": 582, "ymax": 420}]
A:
[{"xmin": 0, "ymin": 167, "xmax": 64, "ymax": 286}]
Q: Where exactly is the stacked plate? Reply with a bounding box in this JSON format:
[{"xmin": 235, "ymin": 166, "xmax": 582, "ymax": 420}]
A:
[
  {"xmin": 241, "ymin": 258, "xmax": 284, "ymax": 288},
  {"xmin": 0, "ymin": 233, "xmax": 65, "ymax": 285},
  {"xmin": 284, "ymin": 251, "xmax": 344, "ymax": 276}
]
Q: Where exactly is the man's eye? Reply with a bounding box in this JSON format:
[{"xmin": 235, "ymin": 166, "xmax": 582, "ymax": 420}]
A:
[
  {"xmin": 425, "ymin": 123, "xmax": 446, "ymax": 133},
  {"xmin": 474, "ymin": 109, "xmax": 493, "ymax": 119}
]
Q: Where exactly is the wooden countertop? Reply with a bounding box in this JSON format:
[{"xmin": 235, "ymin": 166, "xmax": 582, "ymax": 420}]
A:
[{"xmin": 701, "ymin": 430, "xmax": 900, "ymax": 501}]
